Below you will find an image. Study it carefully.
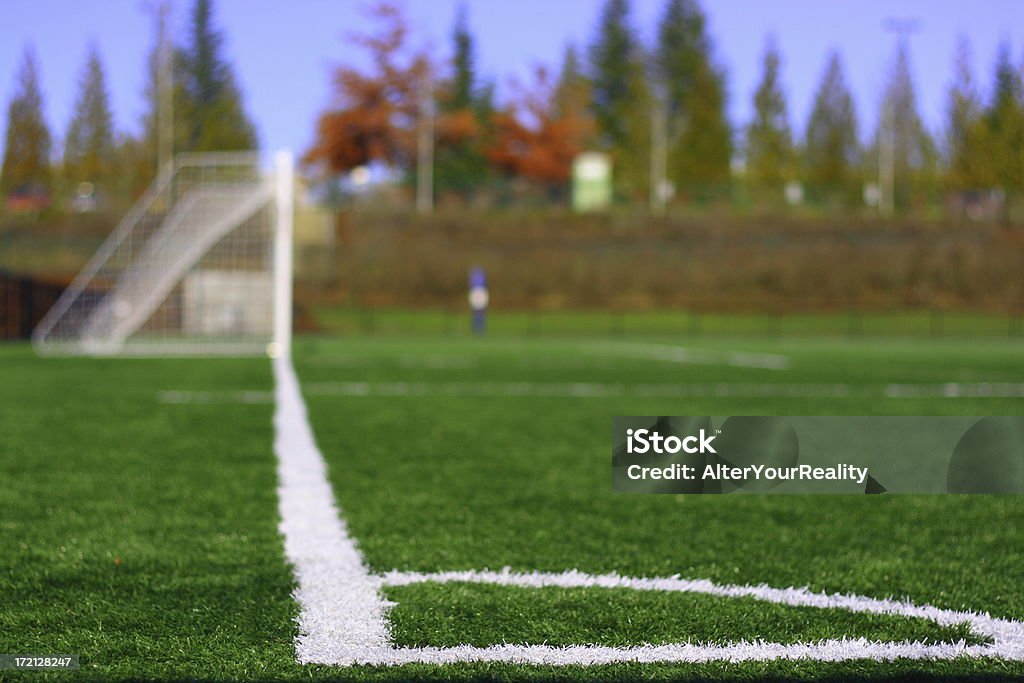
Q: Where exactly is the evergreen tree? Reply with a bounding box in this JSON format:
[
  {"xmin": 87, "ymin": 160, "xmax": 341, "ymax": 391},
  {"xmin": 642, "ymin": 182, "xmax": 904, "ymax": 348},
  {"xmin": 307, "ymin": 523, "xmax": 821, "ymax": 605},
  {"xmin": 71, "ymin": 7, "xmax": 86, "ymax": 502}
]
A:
[
  {"xmin": 874, "ymin": 41, "xmax": 937, "ymax": 210},
  {"xmin": 1, "ymin": 46, "xmax": 53, "ymax": 195},
  {"xmin": 945, "ymin": 35, "xmax": 984, "ymax": 191},
  {"xmin": 678, "ymin": 60, "xmax": 731, "ymax": 195},
  {"xmin": 434, "ymin": 4, "xmax": 490, "ymax": 200},
  {"xmin": 803, "ymin": 50, "xmax": 860, "ymax": 203},
  {"xmin": 450, "ymin": 4, "xmax": 475, "ymax": 110},
  {"xmin": 746, "ymin": 36, "xmax": 793, "ymax": 200},
  {"xmin": 180, "ymin": 0, "xmax": 257, "ymax": 151},
  {"xmin": 987, "ymin": 41, "xmax": 1023, "ymax": 128},
  {"xmin": 617, "ymin": 54, "xmax": 653, "ymax": 201},
  {"xmin": 982, "ymin": 41, "xmax": 1024, "ymax": 198},
  {"xmin": 654, "ymin": 0, "xmax": 705, "ymax": 119},
  {"xmin": 555, "ymin": 44, "xmax": 592, "ymax": 124},
  {"xmin": 654, "ymin": 0, "xmax": 731, "ymax": 198},
  {"xmin": 63, "ymin": 44, "xmax": 117, "ymax": 187},
  {"xmin": 138, "ymin": 4, "xmax": 191, "ymax": 181},
  {"xmin": 588, "ymin": 0, "xmax": 636, "ymax": 150},
  {"xmin": 112, "ymin": 132, "xmax": 153, "ymax": 201}
]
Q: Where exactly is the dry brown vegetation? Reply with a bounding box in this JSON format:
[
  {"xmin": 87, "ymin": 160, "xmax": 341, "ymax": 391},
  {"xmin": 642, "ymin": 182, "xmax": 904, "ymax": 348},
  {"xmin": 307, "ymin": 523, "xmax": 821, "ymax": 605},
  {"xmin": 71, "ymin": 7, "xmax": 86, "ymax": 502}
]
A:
[{"xmin": 313, "ymin": 211, "xmax": 1024, "ymax": 314}]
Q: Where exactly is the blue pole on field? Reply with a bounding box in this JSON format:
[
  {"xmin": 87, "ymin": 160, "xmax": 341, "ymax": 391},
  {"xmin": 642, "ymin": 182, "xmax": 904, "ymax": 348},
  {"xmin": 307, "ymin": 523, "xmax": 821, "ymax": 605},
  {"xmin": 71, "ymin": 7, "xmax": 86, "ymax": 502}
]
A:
[{"xmin": 469, "ymin": 266, "xmax": 488, "ymax": 335}]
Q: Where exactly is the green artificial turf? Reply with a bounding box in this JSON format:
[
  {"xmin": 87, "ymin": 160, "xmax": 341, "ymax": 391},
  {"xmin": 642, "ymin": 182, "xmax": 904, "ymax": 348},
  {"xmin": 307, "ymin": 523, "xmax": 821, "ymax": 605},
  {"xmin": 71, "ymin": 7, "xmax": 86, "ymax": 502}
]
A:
[
  {"xmin": 0, "ymin": 349, "xmax": 300, "ymax": 680},
  {"xmin": 297, "ymin": 335, "xmax": 1024, "ymax": 679},
  {"xmin": 385, "ymin": 583, "xmax": 987, "ymax": 648},
  {"xmin": 2, "ymin": 330, "xmax": 1024, "ymax": 680}
]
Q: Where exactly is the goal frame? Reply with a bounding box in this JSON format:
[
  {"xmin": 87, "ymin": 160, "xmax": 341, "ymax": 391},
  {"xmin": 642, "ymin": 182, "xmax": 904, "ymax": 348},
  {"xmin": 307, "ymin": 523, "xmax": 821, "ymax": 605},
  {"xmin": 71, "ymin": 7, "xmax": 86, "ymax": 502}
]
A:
[{"xmin": 32, "ymin": 150, "xmax": 294, "ymax": 358}]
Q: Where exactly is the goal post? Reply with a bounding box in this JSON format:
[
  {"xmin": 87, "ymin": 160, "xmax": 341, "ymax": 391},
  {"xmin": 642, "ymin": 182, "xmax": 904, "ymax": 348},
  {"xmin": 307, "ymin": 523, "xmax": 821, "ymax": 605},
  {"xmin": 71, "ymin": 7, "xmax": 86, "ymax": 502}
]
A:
[
  {"xmin": 271, "ymin": 150, "xmax": 294, "ymax": 359},
  {"xmin": 32, "ymin": 150, "xmax": 295, "ymax": 357}
]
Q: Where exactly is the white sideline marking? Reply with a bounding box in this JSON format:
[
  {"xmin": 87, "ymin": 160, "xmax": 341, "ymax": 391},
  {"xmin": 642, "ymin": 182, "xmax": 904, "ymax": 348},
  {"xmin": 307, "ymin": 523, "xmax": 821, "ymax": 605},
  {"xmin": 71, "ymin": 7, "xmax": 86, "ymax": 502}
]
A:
[
  {"xmin": 273, "ymin": 357, "xmax": 392, "ymax": 664},
  {"xmin": 586, "ymin": 341, "xmax": 791, "ymax": 370},
  {"xmin": 273, "ymin": 360, "xmax": 1024, "ymax": 666}
]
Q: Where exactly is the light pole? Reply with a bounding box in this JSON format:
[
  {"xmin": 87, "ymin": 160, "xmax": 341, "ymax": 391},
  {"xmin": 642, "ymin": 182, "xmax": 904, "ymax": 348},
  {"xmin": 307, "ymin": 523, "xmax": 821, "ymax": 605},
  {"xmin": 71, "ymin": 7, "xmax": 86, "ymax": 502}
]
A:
[
  {"xmin": 880, "ymin": 18, "xmax": 920, "ymax": 218},
  {"xmin": 650, "ymin": 96, "xmax": 668, "ymax": 214},
  {"xmin": 146, "ymin": 1, "xmax": 174, "ymax": 174},
  {"xmin": 416, "ymin": 66, "xmax": 434, "ymax": 215}
]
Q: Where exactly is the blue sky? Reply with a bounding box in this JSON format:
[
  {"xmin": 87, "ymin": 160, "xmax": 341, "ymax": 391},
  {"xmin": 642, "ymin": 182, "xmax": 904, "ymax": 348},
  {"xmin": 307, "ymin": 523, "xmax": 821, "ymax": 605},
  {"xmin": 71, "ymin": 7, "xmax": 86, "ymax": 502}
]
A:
[{"xmin": 1, "ymin": 0, "xmax": 1022, "ymax": 159}]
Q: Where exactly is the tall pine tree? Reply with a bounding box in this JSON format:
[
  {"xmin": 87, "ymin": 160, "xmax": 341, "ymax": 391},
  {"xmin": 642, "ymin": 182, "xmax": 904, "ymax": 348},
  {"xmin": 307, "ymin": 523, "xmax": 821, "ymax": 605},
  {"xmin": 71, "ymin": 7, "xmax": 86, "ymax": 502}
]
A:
[
  {"xmin": 1, "ymin": 46, "xmax": 53, "ymax": 195},
  {"xmin": 874, "ymin": 41, "xmax": 937, "ymax": 210},
  {"xmin": 555, "ymin": 44, "xmax": 592, "ymax": 125},
  {"xmin": 434, "ymin": 4, "xmax": 490, "ymax": 201},
  {"xmin": 746, "ymin": 36, "xmax": 793, "ymax": 200},
  {"xmin": 803, "ymin": 50, "xmax": 860, "ymax": 204},
  {"xmin": 945, "ymin": 35, "xmax": 984, "ymax": 191},
  {"xmin": 654, "ymin": 0, "xmax": 731, "ymax": 199},
  {"xmin": 588, "ymin": 0, "xmax": 653, "ymax": 199},
  {"xmin": 588, "ymin": 0, "xmax": 636, "ymax": 151},
  {"xmin": 982, "ymin": 41, "xmax": 1024, "ymax": 199},
  {"xmin": 180, "ymin": 0, "xmax": 257, "ymax": 151},
  {"xmin": 987, "ymin": 41, "xmax": 1023, "ymax": 129},
  {"xmin": 64, "ymin": 44, "xmax": 116, "ymax": 187},
  {"xmin": 450, "ymin": 4, "xmax": 475, "ymax": 110},
  {"xmin": 617, "ymin": 54, "xmax": 653, "ymax": 201},
  {"xmin": 116, "ymin": 3, "xmax": 186, "ymax": 197}
]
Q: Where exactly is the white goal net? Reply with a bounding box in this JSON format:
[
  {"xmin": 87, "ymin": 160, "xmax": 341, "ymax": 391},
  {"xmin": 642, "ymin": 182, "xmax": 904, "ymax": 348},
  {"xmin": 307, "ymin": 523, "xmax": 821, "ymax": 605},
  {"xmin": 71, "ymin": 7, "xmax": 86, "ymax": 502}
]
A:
[{"xmin": 33, "ymin": 151, "xmax": 293, "ymax": 357}]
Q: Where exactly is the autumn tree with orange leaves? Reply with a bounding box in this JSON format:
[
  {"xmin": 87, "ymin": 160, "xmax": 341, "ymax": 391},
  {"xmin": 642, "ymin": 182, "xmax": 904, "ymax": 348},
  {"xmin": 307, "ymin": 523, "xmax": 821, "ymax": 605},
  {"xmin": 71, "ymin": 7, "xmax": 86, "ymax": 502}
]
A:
[
  {"xmin": 307, "ymin": 2, "xmax": 593, "ymax": 201},
  {"xmin": 304, "ymin": 3, "xmax": 428, "ymax": 175},
  {"xmin": 486, "ymin": 56, "xmax": 595, "ymax": 197}
]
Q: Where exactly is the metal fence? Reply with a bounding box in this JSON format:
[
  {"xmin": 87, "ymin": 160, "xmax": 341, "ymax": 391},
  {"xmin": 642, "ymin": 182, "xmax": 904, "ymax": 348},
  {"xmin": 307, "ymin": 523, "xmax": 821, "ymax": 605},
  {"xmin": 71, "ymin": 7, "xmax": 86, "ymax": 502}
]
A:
[{"xmin": 0, "ymin": 271, "xmax": 66, "ymax": 341}]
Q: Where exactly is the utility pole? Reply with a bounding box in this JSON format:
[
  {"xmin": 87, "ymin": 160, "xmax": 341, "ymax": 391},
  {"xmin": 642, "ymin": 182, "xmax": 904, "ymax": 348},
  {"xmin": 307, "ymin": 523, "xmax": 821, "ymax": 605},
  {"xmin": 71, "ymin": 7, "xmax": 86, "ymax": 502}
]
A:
[
  {"xmin": 879, "ymin": 98, "xmax": 895, "ymax": 218},
  {"xmin": 650, "ymin": 97, "xmax": 668, "ymax": 214},
  {"xmin": 416, "ymin": 64, "xmax": 434, "ymax": 215},
  {"xmin": 880, "ymin": 18, "xmax": 920, "ymax": 218},
  {"xmin": 146, "ymin": 0, "xmax": 174, "ymax": 174}
]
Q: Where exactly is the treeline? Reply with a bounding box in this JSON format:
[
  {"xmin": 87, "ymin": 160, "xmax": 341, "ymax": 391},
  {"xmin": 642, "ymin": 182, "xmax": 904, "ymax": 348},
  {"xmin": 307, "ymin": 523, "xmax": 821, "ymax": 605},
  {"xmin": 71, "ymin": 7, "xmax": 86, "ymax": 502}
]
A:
[
  {"xmin": 5, "ymin": 0, "xmax": 1023, "ymax": 220},
  {"xmin": 306, "ymin": 0, "xmax": 1024, "ymax": 216},
  {"xmin": 0, "ymin": 0, "xmax": 256, "ymax": 214}
]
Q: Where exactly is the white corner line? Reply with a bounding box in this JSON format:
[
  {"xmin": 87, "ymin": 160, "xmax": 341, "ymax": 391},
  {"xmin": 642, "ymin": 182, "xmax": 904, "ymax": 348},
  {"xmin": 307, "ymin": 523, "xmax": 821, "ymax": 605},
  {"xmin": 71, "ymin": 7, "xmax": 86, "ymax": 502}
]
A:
[
  {"xmin": 381, "ymin": 569, "xmax": 1024, "ymax": 659},
  {"xmin": 273, "ymin": 358, "xmax": 1024, "ymax": 667}
]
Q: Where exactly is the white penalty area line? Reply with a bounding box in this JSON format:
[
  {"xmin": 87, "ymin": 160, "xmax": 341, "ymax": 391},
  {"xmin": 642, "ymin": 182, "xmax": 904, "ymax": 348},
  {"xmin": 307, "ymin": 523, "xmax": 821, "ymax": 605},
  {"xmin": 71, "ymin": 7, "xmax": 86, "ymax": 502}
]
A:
[
  {"xmin": 272, "ymin": 357, "xmax": 1024, "ymax": 666},
  {"xmin": 159, "ymin": 389, "xmax": 274, "ymax": 404},
  {"xmin": 585, "ymin": 341, "xmax": 791, "ymax": 370},
  {"xmin": 299, "ymin": 381, "xmax": 854, "ymax": 399}
]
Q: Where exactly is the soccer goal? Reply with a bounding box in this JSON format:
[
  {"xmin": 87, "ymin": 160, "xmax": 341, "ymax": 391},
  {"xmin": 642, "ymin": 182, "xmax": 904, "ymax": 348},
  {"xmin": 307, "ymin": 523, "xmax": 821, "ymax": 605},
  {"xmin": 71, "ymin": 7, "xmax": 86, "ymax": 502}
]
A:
[{"xmin": 33, "ymin": 151, "xmax": 294, "ymax": 357}]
